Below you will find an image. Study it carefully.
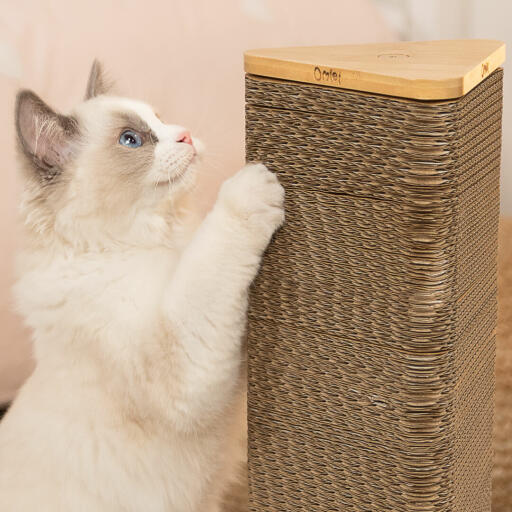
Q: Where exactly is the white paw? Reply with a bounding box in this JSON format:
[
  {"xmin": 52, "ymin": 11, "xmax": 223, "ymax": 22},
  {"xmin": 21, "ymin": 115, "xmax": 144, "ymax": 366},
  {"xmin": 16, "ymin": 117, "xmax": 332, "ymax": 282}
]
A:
[{"xmin": 217, "ymin": 163, "xmax": 285, "ymax": 244}]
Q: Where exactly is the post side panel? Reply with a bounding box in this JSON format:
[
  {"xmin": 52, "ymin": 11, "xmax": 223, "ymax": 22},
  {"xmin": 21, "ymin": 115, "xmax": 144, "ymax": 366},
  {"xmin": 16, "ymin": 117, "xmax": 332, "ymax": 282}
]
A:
[
  {"xmin": 452, "ymin": 69, "xmax": 503, "ymax": 511},
  {"xmin": 245, "ymin": 71, "xmax": 501, "ymax": 511}
]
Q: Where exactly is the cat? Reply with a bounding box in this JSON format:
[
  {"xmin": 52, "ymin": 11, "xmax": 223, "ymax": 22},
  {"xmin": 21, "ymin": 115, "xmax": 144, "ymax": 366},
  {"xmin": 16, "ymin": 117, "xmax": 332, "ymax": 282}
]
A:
[{"xmin": 0, "ymin": 61, "xmax": 284, "ymax": 512}]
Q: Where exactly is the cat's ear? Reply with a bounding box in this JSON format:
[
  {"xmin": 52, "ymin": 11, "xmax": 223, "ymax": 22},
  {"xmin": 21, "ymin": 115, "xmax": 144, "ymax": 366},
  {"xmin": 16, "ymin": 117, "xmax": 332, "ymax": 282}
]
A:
[
  {"xmin": 15, "ymin": 90, "xmax": 79, "ymax": 181},
  {"xmin": 85, "ymin": 59, "xmax": 111, "ymax": 99}
]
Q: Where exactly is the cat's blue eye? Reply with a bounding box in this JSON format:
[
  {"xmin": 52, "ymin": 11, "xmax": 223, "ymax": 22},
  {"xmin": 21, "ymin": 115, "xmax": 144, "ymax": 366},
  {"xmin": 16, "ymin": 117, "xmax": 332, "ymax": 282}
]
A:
[{"xmin": 119, "ymin": 130, "xmax": 142, "ymax": 148}]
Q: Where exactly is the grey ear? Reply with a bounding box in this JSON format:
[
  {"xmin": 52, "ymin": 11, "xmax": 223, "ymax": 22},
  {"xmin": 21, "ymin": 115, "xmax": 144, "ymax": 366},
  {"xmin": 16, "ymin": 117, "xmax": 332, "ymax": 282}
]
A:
[
  {"xmin": 85, "ymin": 59, "xmax": 110, "ymax": 99},
  {"xmin": 15, "ymin": 90, "xmax": 78, "ymax": 181}
]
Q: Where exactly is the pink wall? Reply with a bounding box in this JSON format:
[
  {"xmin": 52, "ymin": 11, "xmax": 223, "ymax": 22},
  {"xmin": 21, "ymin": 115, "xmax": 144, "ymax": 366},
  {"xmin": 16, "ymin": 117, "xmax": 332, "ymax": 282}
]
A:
[{"xmin": 0, "ymin": 0, "xmax": 396, "ymax": 402}]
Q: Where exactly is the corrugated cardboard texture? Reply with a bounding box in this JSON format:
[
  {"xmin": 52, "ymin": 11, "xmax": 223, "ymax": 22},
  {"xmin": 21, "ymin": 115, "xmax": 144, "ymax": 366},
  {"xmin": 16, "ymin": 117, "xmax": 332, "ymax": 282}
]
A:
[{"xmin": 245, "ymin": 69, "xmax": 503, "ymax": 511}]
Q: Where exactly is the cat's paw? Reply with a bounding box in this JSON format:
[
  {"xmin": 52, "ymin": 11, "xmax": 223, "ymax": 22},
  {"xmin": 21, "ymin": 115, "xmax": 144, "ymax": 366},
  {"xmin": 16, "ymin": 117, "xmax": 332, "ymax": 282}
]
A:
[{"xmin": 217, "ymin": 163, "xmax": 285, "ymax": 244}]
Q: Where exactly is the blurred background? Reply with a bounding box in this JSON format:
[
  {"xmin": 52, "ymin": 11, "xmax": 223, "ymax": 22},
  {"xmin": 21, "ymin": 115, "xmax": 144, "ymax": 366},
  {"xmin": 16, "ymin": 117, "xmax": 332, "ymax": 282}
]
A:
[{"xmin": 0, "ymin": 0, "xmax": 510, "ymax": 508}]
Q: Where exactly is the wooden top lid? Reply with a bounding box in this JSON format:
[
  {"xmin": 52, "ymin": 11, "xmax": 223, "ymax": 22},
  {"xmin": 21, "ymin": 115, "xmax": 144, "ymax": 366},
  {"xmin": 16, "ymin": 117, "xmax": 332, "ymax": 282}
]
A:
[{"xmin": 244, "ymin": 40, "xmax": 505, "ymax": 100}]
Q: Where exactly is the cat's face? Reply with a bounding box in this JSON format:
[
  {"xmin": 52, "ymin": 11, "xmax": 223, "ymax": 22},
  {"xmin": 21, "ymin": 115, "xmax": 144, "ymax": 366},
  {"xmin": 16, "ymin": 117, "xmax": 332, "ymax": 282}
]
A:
[{"xmin": 15, "ymin": 61, "xmax": 202, "ymax": 249}]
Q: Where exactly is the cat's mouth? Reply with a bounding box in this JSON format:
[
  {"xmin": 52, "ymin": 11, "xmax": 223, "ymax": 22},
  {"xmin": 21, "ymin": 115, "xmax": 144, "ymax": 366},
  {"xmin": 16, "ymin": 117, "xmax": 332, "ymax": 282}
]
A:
[{"xmin": 155, "ymin": 152, "xmax": 196, "ymax": 187}]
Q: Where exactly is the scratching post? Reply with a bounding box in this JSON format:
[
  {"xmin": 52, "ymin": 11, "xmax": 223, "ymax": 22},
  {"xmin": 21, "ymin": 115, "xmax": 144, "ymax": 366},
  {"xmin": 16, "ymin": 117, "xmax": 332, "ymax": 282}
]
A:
[{"xmin": 244, "ymin": 40, "xmax": 505, "ymax": 511}]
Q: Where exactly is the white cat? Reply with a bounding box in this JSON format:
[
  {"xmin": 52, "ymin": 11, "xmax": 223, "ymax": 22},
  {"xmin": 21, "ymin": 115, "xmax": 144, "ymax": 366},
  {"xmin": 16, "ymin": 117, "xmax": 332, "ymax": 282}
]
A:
[{"xmin": 0, "ymin": 61, "xmax": 284, "ymax": 512}]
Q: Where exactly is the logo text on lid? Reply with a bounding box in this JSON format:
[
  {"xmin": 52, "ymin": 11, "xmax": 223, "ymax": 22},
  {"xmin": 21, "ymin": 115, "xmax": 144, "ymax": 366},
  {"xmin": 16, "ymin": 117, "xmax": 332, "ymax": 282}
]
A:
[{"xmin": 313, "ymin": 66, "xmax": 360, "ymax": 85}]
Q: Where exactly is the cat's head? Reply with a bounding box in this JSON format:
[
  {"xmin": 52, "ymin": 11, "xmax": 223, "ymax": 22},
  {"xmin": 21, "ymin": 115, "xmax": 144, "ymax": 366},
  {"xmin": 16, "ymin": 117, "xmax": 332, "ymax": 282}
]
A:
[{"xmin": 15, "ymin": 60, "xmax": 202, "ymax": 250}]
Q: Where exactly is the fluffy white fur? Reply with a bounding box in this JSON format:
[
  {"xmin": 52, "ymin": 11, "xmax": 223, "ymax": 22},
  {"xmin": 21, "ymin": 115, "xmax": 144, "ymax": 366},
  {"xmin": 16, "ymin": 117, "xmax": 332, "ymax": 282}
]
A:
[{"xmin": 0, "ymin": 63, "xmax": 284, "ymax": 511}]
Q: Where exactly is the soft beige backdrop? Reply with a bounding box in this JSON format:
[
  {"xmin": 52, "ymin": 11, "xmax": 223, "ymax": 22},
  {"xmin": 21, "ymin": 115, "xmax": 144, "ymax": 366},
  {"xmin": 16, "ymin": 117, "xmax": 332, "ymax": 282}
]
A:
[{"xmin": 0, "ymin": 0, "xmax": 396, "ymax": 402}]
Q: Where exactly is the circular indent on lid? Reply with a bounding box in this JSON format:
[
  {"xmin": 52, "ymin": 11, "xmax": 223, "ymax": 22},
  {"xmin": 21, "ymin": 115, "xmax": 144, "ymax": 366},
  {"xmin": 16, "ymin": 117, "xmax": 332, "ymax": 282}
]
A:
[{"xmin": 377, "ymin": 51, "xmax": 411, "ymax": 60}]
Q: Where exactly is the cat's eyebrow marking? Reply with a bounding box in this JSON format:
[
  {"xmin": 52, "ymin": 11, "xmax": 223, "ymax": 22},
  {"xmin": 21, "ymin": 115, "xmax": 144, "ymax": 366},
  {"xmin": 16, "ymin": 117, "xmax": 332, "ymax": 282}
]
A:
[{"xmin": 113, "ymin": 111, "xmax": 159, "ymax": 143}]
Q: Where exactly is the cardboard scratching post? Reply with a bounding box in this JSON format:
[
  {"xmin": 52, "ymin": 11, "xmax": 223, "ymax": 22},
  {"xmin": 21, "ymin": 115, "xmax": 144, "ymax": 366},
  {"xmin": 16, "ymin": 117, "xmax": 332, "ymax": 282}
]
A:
[{"xmin": 244, "ymin": 40, "xmax": 505, "ymax": 511}]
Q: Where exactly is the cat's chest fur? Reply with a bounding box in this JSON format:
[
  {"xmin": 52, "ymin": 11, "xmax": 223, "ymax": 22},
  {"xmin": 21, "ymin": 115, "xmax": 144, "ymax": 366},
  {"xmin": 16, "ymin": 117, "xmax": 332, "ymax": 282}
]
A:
[{"xmin": 15, "ymin": 247, "xmax": 179, "ymax": 345}]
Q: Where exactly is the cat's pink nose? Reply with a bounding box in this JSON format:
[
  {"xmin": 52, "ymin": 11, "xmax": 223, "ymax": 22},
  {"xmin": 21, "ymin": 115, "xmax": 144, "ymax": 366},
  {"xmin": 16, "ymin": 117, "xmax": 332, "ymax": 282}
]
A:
[{"xmin": 177, "ymin": 131, "xmax": 193, "ymax": 145}]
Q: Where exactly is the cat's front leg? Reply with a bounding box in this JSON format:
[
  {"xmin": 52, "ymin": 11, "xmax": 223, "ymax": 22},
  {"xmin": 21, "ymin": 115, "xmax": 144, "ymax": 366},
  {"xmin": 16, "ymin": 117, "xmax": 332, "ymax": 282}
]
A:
[{"xmin": 162, "ymin": 163, "xmax": 284, "ymax": 430}]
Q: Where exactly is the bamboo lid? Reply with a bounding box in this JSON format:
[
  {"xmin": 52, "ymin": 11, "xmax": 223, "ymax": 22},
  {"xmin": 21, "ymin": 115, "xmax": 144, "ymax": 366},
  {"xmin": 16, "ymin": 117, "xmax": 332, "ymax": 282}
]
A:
[{"xmin": 244, "ymin": 40, "xmax": 505, "ymax": 100}]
